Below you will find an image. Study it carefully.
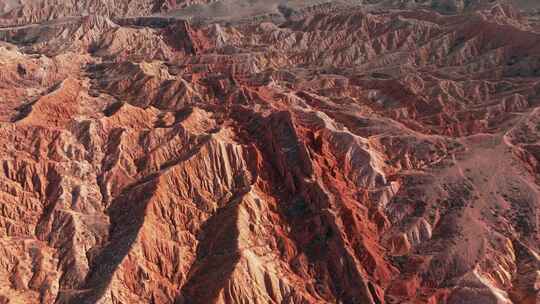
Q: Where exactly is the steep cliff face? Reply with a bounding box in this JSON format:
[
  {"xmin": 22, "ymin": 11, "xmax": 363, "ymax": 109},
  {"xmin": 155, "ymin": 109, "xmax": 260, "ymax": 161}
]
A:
[{"xmin": 0, "ymin": 1, "xmax": 539, "ymax": 304}]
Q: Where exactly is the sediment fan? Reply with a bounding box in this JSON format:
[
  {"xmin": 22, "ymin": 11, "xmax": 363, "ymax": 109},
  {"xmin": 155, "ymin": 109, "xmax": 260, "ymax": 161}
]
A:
[{"xmin": 0, "ymin": 0, "xmax": 538, "ymax": 303}]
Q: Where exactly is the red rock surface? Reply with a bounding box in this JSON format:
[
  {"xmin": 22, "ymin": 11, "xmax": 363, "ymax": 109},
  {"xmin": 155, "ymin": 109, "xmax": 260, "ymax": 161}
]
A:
[{"xmin": 0, "ymin": 0, "xmax": 538, "ymax": 303}]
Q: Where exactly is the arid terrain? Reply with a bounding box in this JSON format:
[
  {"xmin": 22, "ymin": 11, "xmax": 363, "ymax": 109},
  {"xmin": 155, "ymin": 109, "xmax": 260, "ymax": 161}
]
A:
[{"xmin": 0, "ymin": 0, "xmax": 538, "ymax": 303}]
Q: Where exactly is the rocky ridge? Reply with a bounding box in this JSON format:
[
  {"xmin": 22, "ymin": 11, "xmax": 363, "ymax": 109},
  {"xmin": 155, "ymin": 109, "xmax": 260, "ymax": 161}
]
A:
[{"xmin": 0, "ymin": 0, "xmax": 538, "ymax": 303}]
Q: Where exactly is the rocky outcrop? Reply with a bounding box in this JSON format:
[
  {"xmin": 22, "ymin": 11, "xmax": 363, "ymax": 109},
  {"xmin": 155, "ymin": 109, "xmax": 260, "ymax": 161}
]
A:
[{"xmin": 0, "ymin": 0, "xmax": 538, "ymax": 303}]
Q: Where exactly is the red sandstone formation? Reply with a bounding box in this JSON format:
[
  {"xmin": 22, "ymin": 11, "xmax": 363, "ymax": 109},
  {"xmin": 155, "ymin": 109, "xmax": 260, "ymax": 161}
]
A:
[{"xmin": 0, "ymin": 0, "xmax": 538, "ymax": 303}]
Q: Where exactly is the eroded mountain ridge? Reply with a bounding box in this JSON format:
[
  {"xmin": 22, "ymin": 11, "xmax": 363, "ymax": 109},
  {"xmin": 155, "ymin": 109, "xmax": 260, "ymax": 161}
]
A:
[{"xmin": 0, "ymin": 0, "xmax": 538, "ymax": 303}]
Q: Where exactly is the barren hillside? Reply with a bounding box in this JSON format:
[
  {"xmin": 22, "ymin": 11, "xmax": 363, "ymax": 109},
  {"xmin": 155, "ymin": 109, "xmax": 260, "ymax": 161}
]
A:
[{"xmin": 0, "ymin": 0, "xmax": 538, "ymax": 303}]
